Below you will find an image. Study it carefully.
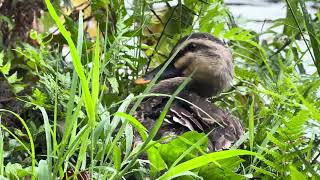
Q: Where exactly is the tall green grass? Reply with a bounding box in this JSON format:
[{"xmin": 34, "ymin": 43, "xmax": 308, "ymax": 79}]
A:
[{"xmin": 0, "ymin": 0, "xmax": 319, "ymax": 179}]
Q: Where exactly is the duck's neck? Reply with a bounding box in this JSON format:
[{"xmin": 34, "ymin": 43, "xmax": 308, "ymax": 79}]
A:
[
  {"xmin": 188, "ymin": 80, "xmax": 219, "ymax": 98},
  {"xmin": 150, "ymin": 77, "xmax": 213, "ymax": 98}
]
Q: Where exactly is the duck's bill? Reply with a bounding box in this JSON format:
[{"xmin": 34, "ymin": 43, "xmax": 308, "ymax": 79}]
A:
[
  {"xmin": 134, "ymin": 77, "xmax": 151, "ymax": 85},
  {"xmin": 134, "ymin": 63, "xmax": 180, "ymax": 85}
]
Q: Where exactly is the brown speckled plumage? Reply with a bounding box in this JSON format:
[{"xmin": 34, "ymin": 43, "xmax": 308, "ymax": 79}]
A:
[{"xmin": 135, "ymin": 33, "xmax": 244, "ymax": 151}]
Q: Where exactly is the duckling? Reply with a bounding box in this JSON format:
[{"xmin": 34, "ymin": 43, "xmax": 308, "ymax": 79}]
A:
[{"xmin": 135, "ymin": 33, "xmax": 244, "ymax": 151}]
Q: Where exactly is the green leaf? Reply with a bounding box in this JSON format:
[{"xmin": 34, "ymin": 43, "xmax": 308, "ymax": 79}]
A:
[
  {"xmin": 12, "ymin": 84, "xmax": 25, "ymax": 94},
  {"xmin": 250, "ymin": 165, "xmax": 276, "ymax": 178},
  {"xmin": 283, "ymin": 0, "xmax": 303, "ymax": 37},
  {"xmin": 159, "ymin": 131, "xmax": 208, "ymax": 167},
  {"xmin": 92, "ymin": 25, "xmax": 100, "ymax": 109},
  {"xmin": 199, "ymin": 157, "xmax": 245, "ymax": 180},
  {"xmin": 114, "ymin": 112, "xmax": 148, "ymax": 140},
  {"xmin": 266, "ymin": 132, "xmax": 285, "ymax": 149},
  {"xmin": 284, "ymin": 110, "xmax": 309, "ymax": 138},
  {"xmin": 213, "ymin": 22, "xmax": 225, "ymax": 37},
  {"xmin": 0, "ymin": 60, "xmax": 11, "ymax": 75},
  {"xmin": 147, "ymin": 147, "xmax": 167, "ymax": 173},
  {"xmin": 0, "ymin": 51, "xmax": 3, "ymax": 66},
  {"xmin": 37, "ymin": 160, "xmax": 50, "ymax": 180},
  {"xmin": 5, "ymin": 163, "xmax": 22, "ymax": 180},
  {"xmin": 7, "ymin": 72, "xmax": 22, "ymax": 84},
  {"xmin": 290, "ymin": 165, "xmax": 306, "ymax": 180},
  {"xmin": 113, "ymin": 145, "xmax": 121, "ymax": 171},
  {"xmin": 249, "ymin": 96, "xmax": 255, "ymax": 152},
  {"xmin": 107, "ymin": 77, "xmax": 119, "ymax": 94},
  {"xmin": 298, "ymin": 0, "xmax": 320, "ymax": 76},
  {"xmin": 158, "ymin": 150, "xmax": 277, "ymax": 180},
  {"xmin": 31, "ymin": 88, "xmax": 47, "ymax": 106}
]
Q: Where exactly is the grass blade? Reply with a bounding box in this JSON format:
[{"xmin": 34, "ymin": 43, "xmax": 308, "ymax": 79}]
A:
[
  {"xmin": 44, "ymin": 0, "xmax": 95, "ymax": 125},
  {"xmin": 38, "ymin": 160, "xmax": 50, "ymax": 180},
  {"xmin": 298, "ymin": 0, "xmax": 320, "ymax": 76},
  {"xmin": 0, "ymin": 116, "xmax": 3, "ymax": 175},
  {"xmin": 158, "ymin": 150, "xmax": 277, "ymax": 180},
  {"xmin": 38, "ymin": 107, "xmax": 52, "ymax": 176},
  {"xmin": 249, "ymin": 96, "xmax": 255, "ymax": 153},
  {"xmin": 0, "ymin": 109, "xmax": 36, "ymax": 179}
]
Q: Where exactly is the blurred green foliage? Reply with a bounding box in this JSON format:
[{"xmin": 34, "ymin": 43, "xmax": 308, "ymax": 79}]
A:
[{"xmin": 0, "ymin": 0, "xmax": 319, "ymax": 179}]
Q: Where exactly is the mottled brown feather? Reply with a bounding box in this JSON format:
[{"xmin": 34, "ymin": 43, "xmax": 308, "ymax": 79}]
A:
[{"xmin": 135, "ymin": 77, "xmax": 244, "ymax": 151}]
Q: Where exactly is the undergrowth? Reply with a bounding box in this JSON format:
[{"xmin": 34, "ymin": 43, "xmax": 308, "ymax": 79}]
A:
[{"xmin": 0, "ymin": 0, "xmax": 319, "ymax": 179}]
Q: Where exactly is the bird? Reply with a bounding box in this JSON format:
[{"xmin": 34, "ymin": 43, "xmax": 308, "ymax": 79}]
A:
[{"xmin": 134, "ymin": 33, "xmax": 244, "ymax": 151}]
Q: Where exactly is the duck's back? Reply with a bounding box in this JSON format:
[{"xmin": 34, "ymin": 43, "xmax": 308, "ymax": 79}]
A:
[{"xmin": 135, "ymin": 77, "xmax": 244, "ymax": 151}]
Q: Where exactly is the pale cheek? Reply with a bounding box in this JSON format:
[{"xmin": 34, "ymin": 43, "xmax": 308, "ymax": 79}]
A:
[{"xmin": 182, "ymin": 65, "xmax": 194, "ymax": 76}]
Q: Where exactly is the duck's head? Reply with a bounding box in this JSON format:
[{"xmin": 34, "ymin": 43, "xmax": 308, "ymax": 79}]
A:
[{"xmin": 135, "ymin": 33, "xmax": 233, "ymax": 97}]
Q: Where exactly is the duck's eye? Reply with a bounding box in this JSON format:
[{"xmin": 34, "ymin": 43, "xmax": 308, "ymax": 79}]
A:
[{"xmin": 186, "ymin": 43, "xmax": 196, "ymax": 51}]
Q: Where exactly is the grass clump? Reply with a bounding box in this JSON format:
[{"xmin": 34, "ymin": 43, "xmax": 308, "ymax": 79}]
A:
[{"xmin": 0, "ymin": 0, "xmax": 319, "ymax": 179}]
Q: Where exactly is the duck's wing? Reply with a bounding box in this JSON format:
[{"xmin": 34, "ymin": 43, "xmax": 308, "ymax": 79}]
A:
[
  {"xmin": 135, "ymin": 92, "xmax": 244, "ymax": 151},
  {"xmin": 135, "ymin": 94, "xmax": 201, "ymax": 139},
  {"xmin": 135, "ymin": 77, "xmax": 244, "ymax": 151},
  {"xmin": 179, "ymin": 91, "xmax": 244, "ymax": 151},
  {"xmin": 135, "ymin": 77, "xmax": 204, "ymax": 135}
]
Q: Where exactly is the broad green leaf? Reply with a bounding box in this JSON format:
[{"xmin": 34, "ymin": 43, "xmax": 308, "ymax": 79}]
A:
[
  {"xmin": 159, "ymin": 131, "xmax": 208, "ymax": 167},
  {"xmin": 158, "ymin": 150, "xmax": 277, "ymax": 180},
  {"xmin": 147, "ymin": 147, "xmax": 167, "ymax": 173},
  {"xmin": 37, "ymin": 160, "xmax": 50, "ymax": 180},
  {"xmin": 290, "ymin": 165, "xmax": 306, "ymax": 180},
  {"xmin": 199, "ymin": 157, "xmax": 245, "ymax": 180},
  {"xmin": 7, "ymin": 72, "xmax": 22, "ymax": 84},
  {"xmin": 0, "ymin": 61, "xmax": 11, "ymax": 75}
]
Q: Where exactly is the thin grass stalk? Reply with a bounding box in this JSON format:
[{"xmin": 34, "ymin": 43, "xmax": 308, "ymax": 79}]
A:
[
  {"xmin": 44, "ymin": 3, "xmax": 97, "ymax": 176},
  {"xmin": 0, "ymin": 116, "xmax": 3, "ymax": 175},
  {"xmin": 92, "ymin": 26, "xmax": 100, "ymax": 109},
  {"xmin": 129, "ymin": 33, "xmax": 196, "ymax": 115},
  {"xmin": 44, "ymin": 0, "xmax": 95, "ymax": 126},
  {"xmin": 298, "ymin": 0, "xmax": 320, "ymax": 76},
  {"xmin": 59, "ymin": 125, "xmax": 89, "ymax": 177},
  {"xmin": 145, "ymin": 5, "xmax": 178, "ymax": 71},
  {"xmin": 75, "ymin": 129, "xmax": 90, "ymax": 173},
  {"xmin": 249, "ymin": 96, "xmax": 255, "ymax": 158},
  {"xmin": 285, "ymin": 0, "xmax": 319, "ymax": 76},
  {"xmin": 38, "ymin": 107, "xmax": 52, "ymax": 178},
  {"xmin": 103, "ymin": 94, "xmax": 134, "ymax": 165},
  {"xmin": 0, "ymin": 110, "xmax": 36, "ymax": 179},
  {"xmin": 0, "ymin": 124, "xmax": 31, "ymax": 155},
  {"xmin": 114, "ymin": 112, "xmax": 148, "ymax": 139},
  {"xmin": 54, "ymin": 11, "xmax": 84, "ymax": 176},
  {"xmin": 91, "ymin": 25, "xmax": 101, "ymax": 177},
  {"xmin": 53, "ymin": 59, "xmax": 59, "ymax": 161}
]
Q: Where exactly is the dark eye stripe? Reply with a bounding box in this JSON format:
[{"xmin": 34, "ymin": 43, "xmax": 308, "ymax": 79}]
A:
[
  {"xmin": 169, "ymin": 42, "xmax": 212, "ymax": 62},
  {"xmin": 184, "ymin": 42, "xmax": 212, "ymax": 52}
]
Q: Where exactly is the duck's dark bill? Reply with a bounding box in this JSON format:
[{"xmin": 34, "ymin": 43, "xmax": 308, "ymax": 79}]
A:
[
  {"xmin": 134, "ymin": 63, "xmax": 181, "ymax": 85},
  {"xmin": 134, "ymin": 77, "xmax": 151, "ymax": 85}
]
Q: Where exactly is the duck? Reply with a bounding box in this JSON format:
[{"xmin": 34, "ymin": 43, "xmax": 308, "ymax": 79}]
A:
[{"xmin": 134, "ymin": 33, "xmax": 244, "ymax": 151}]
